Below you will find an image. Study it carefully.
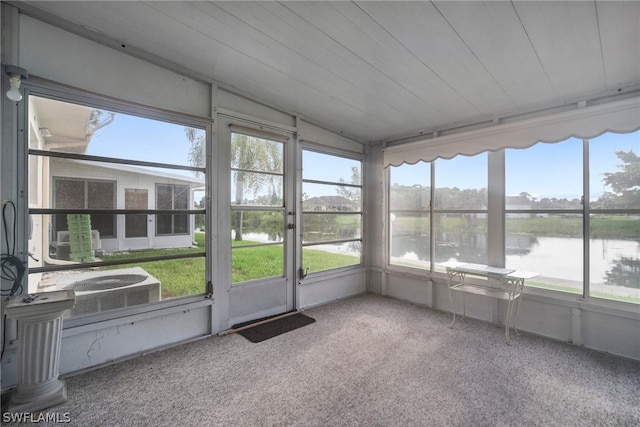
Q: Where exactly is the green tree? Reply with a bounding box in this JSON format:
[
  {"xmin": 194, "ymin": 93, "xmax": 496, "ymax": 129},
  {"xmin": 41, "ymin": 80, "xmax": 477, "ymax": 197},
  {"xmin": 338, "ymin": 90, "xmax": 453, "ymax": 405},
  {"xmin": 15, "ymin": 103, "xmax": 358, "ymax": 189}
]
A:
[
  {"xmin": 600, "ymin": 150, "xmax": 640, "ymax": 209},
  {"xmin": 336, "ymin": 166, "xmax": 361, "ymax": 209}
]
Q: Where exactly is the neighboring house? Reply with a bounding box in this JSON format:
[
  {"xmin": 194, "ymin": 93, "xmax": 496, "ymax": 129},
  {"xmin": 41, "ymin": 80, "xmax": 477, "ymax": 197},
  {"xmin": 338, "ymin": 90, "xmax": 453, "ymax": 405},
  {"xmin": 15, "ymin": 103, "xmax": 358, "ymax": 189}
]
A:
[
  {"xmin": 505, "ymin": 195, "xmax": 533, "ymax": 218},
  {"xmin": 49, "ymin": 158, "xmax": 203, "ymax": 254},
  {"xmin": 27, "ymin": 96, "xmax": 203, "ymax": 276},
  {"xmin": 304, "ymin": 195, "xmax": 355, "ymax": 212}
]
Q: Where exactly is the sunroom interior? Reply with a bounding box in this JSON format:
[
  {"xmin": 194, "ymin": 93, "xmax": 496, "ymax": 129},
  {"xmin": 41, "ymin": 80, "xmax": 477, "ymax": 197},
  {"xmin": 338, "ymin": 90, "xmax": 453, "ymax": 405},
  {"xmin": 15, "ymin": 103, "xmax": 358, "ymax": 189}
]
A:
[{"xmin": 1, "ymin": 0, "xmax": 639, "ymax": 407}]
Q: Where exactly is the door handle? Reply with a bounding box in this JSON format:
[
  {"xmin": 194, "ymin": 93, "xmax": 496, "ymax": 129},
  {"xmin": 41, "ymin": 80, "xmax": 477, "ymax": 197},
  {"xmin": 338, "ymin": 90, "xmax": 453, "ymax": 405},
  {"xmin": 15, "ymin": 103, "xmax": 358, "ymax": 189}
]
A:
[{"xmin": 287, "ymin": 223, "xmax": 295, "ymax": 230}]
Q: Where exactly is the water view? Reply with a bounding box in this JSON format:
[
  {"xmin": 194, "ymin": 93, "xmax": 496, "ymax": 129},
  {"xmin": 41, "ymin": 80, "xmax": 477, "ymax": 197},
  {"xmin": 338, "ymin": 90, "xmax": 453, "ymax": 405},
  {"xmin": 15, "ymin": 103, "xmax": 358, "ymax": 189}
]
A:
[{"xmin": 390, "ymin": 233, "xmax": 640, "ymax": 302}]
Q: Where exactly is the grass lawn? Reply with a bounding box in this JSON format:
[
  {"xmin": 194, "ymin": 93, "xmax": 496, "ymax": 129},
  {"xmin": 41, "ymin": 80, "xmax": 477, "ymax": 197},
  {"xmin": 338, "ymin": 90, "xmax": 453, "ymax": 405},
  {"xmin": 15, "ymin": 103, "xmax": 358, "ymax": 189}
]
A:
[{"xmin": 100, "ymin": 234, "xmax": 360, "ymax": 298}]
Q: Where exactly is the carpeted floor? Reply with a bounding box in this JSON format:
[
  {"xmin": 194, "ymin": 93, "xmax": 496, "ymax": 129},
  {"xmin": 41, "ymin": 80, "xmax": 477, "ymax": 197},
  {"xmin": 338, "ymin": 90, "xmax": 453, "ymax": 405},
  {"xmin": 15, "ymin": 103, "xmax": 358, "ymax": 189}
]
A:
[{"xmin": 2, "ymin": 293, "xmax": 639, "ymax": 426}]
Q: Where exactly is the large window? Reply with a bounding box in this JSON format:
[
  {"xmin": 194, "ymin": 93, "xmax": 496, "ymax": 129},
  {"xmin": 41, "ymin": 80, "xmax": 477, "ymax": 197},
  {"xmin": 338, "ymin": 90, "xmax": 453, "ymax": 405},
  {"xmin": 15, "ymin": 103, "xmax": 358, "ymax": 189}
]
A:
[
  {"xmin": 588, "ymin": 132, "xmax": 640, "ymax": 302},
  {"xmin": 388, "ymin": 154, "xmax": 487, "ymax": 271},
  {"xmin": 506, "ymin": 138, "xmax": 584, "ymax": 295},
  {"xmin": 230, "ymin": 131, "xmax": 285, "ymax": 284},
  {"xmin": 27, "ymin": 94, "xmax": 207, "ymax": 319},
  {"xmin": 387, "ymin": 129, "xmax": 639, "ymax": 304},
  {"xmin": 302, "ymin": 150, "xmax": 362, "ymax": 274},
  {"xmin": 434, "ymin": 153, "xmax": 488, "ymax": 268},
  {"xmin": 389, "ymin": 161, "xmax": 431, "ymax": 270}
]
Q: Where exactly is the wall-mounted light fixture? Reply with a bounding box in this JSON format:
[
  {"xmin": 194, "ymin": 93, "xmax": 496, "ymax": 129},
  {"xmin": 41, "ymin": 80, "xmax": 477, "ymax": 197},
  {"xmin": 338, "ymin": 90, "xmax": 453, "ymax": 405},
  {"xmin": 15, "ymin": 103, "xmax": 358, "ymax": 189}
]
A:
[{"xmin": 3, "ymin": 64, "xmax": 28, "ymax": 102}]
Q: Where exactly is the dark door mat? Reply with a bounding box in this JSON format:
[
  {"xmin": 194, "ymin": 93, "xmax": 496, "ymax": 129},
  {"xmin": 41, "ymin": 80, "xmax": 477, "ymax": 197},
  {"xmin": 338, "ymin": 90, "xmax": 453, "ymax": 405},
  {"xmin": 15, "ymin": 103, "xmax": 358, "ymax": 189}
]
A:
[{"xmin": 234, "ymin": 313, "xmax": 316, "ymax": 343}]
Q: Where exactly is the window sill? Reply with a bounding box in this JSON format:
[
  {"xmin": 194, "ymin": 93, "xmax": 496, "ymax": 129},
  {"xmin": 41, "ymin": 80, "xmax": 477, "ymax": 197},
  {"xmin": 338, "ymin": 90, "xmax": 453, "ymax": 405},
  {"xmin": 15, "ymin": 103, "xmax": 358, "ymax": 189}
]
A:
[{"xmin": 299, "ymin": 265, "xmax": 366, "ymax": 285}]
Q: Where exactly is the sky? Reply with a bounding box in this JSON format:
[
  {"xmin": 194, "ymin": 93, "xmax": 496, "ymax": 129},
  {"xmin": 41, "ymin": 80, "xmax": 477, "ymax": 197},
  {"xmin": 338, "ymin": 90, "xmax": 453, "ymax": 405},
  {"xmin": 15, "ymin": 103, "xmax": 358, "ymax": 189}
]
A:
[
  {"xmin": 85, "ymin": 107, "xmax": 638, "ymax": 202},
  {"xmin": 87, "ymin": 112, "xmax": 200, "ymax": 172}
]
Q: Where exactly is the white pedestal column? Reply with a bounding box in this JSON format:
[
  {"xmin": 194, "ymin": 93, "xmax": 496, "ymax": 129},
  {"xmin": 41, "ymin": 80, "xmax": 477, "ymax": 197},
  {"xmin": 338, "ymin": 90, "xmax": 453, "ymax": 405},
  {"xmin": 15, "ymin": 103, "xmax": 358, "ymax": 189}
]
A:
[{"xmin": 5, "ymin": 290, "xmax": 75, "ymax": 413}]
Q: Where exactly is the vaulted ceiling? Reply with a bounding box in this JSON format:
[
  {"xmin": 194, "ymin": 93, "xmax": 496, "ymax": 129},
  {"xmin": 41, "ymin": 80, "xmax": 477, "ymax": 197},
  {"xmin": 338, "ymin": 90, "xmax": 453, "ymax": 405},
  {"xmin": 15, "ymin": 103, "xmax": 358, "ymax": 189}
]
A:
[{"xmin": 14, "ymin": 1, "xmax": 640, "ymax": 143}]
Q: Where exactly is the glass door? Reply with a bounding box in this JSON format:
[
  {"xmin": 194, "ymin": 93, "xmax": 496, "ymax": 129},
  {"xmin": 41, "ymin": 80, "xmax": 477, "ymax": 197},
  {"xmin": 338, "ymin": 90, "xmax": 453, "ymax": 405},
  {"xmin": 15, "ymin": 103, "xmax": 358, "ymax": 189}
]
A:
[{"xmin": 225, "ymin": 120, "xmax": 295, "ymax": 324}]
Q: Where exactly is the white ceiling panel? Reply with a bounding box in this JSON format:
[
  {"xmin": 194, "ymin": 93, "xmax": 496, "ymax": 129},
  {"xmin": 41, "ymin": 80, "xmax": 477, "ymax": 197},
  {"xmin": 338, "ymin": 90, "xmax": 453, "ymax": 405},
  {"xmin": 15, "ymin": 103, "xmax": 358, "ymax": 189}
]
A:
[
  {"xmin": 357, "ymin": 1, "xmax": 516, "ymax": 114},
  {"xmin": 14, "ymin": 1, "xmax": 640, "ymax": 143},
  {"xmin": 513, "ymin": 1, "xmax": 605, "ymax": 97},
  {"xmin": 596, "ymin": 1, "xmax": 640, "ymax": 88}
]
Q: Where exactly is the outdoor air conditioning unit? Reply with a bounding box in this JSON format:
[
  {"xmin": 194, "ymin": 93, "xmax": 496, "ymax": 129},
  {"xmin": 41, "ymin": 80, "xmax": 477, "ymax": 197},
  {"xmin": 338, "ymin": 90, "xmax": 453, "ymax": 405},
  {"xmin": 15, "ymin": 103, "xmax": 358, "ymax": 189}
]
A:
[{"xmin": 56, "ymin": 267, "xmax": 161, "ymax": 317}]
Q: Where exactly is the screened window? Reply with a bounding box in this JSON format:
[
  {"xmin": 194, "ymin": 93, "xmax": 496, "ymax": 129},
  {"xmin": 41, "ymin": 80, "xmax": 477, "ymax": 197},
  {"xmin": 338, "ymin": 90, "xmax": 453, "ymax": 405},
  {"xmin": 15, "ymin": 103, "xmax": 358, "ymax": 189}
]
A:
[
  {"xmin": 388, "ymin": 155, "xmax": 488, "ymax": 271},
  {"xmin": 27, "ymin": 95, "xmax": 207, "ymax": 319},
  {"xmin": 588, "ymin": 131, "xmax": 640, "ymax": 303},
  {"xmin": 302, "ymin": 150, "xmax": 362, "ymax": 274},
  {"xmin": 506, "ymin": 138, "xmax": 584, "ymax": 294},
  {"xmin": 433, "ymin": 153, "xmax": 488, "ymax": 269},
  {"xmin": 230, "ymin": 131, "xmax": 285, "ymax": 284},
  {"xmin": 388, "ymin": 161, "xmax": 431, "ymax": 270}
]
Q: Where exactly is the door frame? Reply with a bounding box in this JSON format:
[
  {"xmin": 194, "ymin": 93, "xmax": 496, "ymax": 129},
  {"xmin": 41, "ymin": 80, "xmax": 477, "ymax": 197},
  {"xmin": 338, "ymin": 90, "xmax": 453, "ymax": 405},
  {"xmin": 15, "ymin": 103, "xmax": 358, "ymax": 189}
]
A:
[{"xmin": 217, "ymin": 114, "xmax": 298, "ymax": 327}]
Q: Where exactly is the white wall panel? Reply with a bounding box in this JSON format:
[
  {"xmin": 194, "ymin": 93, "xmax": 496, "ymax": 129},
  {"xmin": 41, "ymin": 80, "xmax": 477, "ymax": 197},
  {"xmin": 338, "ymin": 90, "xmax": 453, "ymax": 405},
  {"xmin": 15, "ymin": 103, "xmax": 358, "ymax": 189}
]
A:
[
  {"xmin": 1, "ymin": 303, "xmax": 211, "ymax": 390},
  {"xmin": 516, "ymin": 298, "xmax": 573, "ymax": 342},
  {"xmin": 385, "ymin": 276, "xmax": 431, "ymax": 308},
  {"xmin": 19, "ymin": 16, "xmax": 210, "ymax": 117},
  {"xmin": 366, "ymin": 270, "xmax": 383, "ymax": 295},
  {"xmin": 298, "ymin": 120, "xmax": 364, "ymax": 153},
  {"xmin": 299, "ymin": 270, "xmax": 366, "ymax": 309},
  {"xmin": 581, "ymin": 310, "xmax": 640, "ymax": 360},
  {"xmin": 217, "ymin": 89, "xmax": 295, "ymax": 128},
  {"xmin": 58, "ymin": 305, "xmax": 210, "ymax": 375}
]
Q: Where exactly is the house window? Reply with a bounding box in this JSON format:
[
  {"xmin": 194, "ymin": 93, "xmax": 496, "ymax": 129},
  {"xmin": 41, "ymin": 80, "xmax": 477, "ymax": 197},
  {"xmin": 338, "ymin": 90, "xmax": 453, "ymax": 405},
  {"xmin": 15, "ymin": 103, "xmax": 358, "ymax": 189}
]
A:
[
  {"xmin": 156, "ymin": 184, "xmax": 189, "ymax": 235},
  {"xmin": 53, "ymin": 178, "xmax": 116, "ymax": 238},
  {"xmin": 301, "ymin": 150, "xmax": 362, "ymax": 274},
  {"xmin": 27, "ymin": 94, "xmax": 208, "ymax": 320}
]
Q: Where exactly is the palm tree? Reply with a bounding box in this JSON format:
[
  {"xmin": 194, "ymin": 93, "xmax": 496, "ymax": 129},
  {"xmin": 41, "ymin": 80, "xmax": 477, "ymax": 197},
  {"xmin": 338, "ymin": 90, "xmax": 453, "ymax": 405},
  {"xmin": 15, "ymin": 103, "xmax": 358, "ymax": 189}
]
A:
[
  {"xmin": 185, "ymin": 129, "xmax": 283, "ymax": 241},
  {"xmin": 184, "ymin": 128, "xmax": 205, "ymax": 176}
]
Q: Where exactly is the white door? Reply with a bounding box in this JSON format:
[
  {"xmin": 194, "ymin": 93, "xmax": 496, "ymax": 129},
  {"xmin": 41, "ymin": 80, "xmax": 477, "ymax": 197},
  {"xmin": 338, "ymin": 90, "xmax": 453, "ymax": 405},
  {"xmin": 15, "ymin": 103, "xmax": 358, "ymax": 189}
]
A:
[
  {"xmin": 222, "ymin": 120, "xmax": 296, "ymax": 326},
  {"xmin": 124, "ymin": 188, "xmax": 150, "ymax": 250}
]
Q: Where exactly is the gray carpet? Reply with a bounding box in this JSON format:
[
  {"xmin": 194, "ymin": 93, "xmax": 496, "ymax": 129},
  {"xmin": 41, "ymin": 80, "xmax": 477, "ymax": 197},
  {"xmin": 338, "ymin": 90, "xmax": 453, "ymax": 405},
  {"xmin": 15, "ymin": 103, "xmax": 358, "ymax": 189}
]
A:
[{"xmin": 2, "ymin": 293, "xmax": 639, "ymax": 426}]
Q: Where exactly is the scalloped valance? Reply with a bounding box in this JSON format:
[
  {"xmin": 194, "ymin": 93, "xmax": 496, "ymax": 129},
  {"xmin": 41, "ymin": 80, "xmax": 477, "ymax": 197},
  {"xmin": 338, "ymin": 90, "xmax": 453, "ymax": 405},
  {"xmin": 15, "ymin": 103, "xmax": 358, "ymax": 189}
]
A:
[{"xmin": 383, "ymin": 96, "xmax": 640, "ymax": 167}]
